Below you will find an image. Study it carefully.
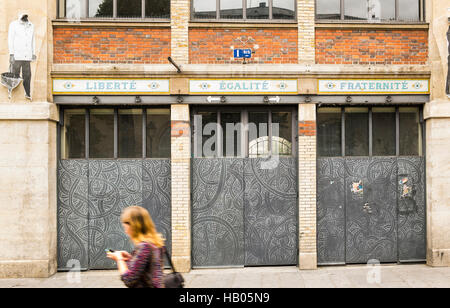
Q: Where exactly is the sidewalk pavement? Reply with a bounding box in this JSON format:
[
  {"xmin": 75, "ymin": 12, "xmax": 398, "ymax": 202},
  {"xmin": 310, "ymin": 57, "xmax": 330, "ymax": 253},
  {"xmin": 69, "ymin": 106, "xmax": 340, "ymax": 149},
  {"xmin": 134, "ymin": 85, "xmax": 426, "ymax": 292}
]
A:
[{"xmin": 0, "ymin": 264, "xmax": 449, "ymax": 288}]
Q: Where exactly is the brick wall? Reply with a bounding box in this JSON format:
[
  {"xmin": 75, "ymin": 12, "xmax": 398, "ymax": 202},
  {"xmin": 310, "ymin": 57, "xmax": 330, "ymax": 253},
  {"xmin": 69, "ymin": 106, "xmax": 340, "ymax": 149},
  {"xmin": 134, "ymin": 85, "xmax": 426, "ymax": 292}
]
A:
[
  {"xmin": 298, "ymin": 0, "xmax": 315, "ymax": 64},
  {"xmin": 170, "ymin": 105, "xmax": 191, "ymax": 273},
  {"xmin": 189, "ymin": 28, "xmax": 298, "ymax": 64},
  {"xmin": 316, "ymin": 29, "xmax": 428, "ymax": 65},
  {"xmin": 53, "ymin": 27, "xmax": 170, "ymax": 64},
  {"xmin": 171, "ymin": 0, "xmax": 189, "ymax": 64},
  {"xmin": 298, "ymin": 104, "xmax": 317, "ymax": 270}
]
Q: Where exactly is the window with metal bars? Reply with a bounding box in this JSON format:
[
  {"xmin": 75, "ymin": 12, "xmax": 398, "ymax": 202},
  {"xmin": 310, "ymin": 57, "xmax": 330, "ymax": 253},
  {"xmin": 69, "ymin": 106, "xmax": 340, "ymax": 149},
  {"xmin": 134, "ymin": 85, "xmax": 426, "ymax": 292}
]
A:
[
  {"xmin": 317, "ymin": 106, "xmax": 423, "ymax": 157},
  {"xmin": 58, "ymin": 0, "xmax": 170, "ymax": 19},
  {"xmin": 60, "ymin": 107, "xmax": 171, "ymax": 159},
  {"xmin": 192, "ymin": 107, "xmax": 297, "ymax": 158},
  {"xmin": 315, "ymin": 0, "xmax": 425, "ymax": 22},
  {"xmin": 192, "ymin": 0, "xmax": 296, "ymax": 21}
]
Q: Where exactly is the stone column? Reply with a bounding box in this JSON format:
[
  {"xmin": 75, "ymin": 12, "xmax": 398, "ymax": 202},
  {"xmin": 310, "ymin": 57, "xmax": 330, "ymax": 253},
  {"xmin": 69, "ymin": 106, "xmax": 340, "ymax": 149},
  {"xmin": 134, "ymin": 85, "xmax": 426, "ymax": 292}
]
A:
[
  {"xmin": 298, "ymin": 103, "xmax": 317, "ymax": 270},
  {"xmin": 171, "ymin": 0, "xmax": 190, "ymax": 64},
  {"xmin": 424, "ymin": 0, "xmax": 450, "ymax": 267},
  {"xmin": 297, "ymin": 0, "xmax": 315, "ymax": 64},
  {"xmin": 0, "ymin": 0, "xmax": 57, "ymax": 278},
  {"xmin": 170, "ymin": 104, "xmax": 191, "ymax": 272}
]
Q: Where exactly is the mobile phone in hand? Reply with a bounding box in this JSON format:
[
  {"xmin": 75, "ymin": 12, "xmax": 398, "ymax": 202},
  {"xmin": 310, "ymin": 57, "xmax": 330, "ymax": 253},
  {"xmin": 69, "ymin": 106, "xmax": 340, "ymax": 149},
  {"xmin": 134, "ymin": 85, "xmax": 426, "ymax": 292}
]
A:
[{"xmin": 105, "ymin": 249, "xmax": 115, "ymax": 253}]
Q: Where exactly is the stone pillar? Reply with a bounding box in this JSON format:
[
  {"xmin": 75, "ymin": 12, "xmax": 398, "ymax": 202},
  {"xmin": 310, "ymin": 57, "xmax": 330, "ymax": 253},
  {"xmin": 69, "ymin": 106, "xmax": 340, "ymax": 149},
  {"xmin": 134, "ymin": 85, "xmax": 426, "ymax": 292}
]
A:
[
  {"xmin": 424, "ymin": 0, "xmax": 450, "ymax": 267},
  {"xmin": 171, "ymin": 0, "xmax": 190, "ymax": 64},
  {"xmin": 170, "ymin": 104, "xmax": 191, "ymax": 272},
  {"xmin": 298, "ymin": 103, "xmax": 317, "ymax": 270},
  {"xmin": 0, "ymin": 0, "xmax": 57, "ymax": 278},
  {"xmin": 297, "ymin": 0, "xmax": 315, "ymax": 64}
]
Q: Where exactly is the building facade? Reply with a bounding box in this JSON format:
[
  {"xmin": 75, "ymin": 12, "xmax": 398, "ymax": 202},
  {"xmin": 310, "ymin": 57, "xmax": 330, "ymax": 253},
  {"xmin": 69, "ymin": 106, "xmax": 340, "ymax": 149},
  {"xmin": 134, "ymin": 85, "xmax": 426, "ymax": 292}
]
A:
[{"xmin": 0, "ymin": 0, "xmax": 449, "ymax": 278}]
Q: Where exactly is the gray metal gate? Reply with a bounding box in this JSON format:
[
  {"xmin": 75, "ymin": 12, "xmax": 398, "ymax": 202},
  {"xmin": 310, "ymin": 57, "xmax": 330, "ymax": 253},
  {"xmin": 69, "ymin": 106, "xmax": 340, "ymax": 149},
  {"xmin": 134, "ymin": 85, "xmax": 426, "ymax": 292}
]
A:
[
  {"xmin": 57, "ymin": 159, "xmax": 171, "ymax": 270},
  {"xmin": 317, "ymin": 157, "xmax": 425, "ymax": 265},
  {"xmin": 192, "ymin": 157, "xmax": 298, "ymax": 267}
]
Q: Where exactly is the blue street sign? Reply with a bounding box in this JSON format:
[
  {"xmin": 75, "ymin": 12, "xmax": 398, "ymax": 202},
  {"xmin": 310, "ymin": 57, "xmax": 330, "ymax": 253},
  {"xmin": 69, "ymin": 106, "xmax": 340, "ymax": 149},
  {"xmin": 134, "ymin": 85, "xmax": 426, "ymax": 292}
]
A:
[{"xmin": 234, "ymin": 49, "xmax": 252, "ymax": 59}]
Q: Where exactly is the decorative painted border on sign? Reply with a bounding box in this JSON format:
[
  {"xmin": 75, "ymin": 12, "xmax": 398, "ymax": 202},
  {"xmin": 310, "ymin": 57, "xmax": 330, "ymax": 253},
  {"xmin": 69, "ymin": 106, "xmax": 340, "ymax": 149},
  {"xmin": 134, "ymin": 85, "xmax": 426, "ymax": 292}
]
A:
[
  {"xmin": 189, "ymin": 79, "xmax": 298, "ymax": 95},
  {"xmin": 318, "ymin": 79, "xmax": 430, "ymax": 94},
  {"xmin": 53, "ymin": 78, "xmax": 170, "ymax": 95}
]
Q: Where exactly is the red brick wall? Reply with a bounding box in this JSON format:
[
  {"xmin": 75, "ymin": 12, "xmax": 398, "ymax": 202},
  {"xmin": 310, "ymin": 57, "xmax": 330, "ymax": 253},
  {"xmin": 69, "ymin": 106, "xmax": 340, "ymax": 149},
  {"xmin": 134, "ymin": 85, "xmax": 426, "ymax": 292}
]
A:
[
  {"xmin": 316, "ymin": 29, "xmax": 428, "ymax": 65},
  {"xmin": 53, "ymin": 27, "xmax": 170, "ymax": 64},
  {"xmin": 189, "ymin": 28, "xmax": 298, "ymax": 64}
]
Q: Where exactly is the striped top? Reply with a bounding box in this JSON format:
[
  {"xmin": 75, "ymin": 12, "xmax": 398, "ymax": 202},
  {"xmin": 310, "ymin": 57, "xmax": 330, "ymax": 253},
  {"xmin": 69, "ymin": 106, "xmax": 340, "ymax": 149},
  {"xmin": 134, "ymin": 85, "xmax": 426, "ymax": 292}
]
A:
[{"xmin": 121, "ymin": 242, "xmax": 164, "ymax": 288}]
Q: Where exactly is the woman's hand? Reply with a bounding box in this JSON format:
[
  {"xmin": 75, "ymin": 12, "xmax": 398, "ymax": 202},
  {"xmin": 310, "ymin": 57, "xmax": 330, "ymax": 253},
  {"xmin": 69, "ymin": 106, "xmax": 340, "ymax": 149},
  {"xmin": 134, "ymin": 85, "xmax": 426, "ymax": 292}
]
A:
[{"xmin": 107, "ymin": 251, "xmax": 130, "ymax": 262}]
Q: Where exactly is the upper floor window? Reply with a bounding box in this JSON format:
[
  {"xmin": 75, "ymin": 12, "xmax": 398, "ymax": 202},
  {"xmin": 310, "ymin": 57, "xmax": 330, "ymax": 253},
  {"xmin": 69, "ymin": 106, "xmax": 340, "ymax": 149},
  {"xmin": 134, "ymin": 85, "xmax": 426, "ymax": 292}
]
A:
[
  {"xmin": 60, "ymin": 0, "xmax": 170, "ymax": 19},
  {"xmin": 192, "ymin": 0, "xmax": 296, "ymax": 21},
  {"xmin": 316, "ymin": 0, "xmax": 424, "ymax": 22}
]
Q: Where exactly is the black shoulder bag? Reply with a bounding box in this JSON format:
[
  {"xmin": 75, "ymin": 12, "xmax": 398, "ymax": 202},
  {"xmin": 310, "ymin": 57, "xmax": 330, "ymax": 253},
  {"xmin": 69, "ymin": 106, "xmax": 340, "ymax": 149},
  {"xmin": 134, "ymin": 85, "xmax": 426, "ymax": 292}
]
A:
[{"xmin": 163, "ymin": 248, "xmax": 185, "ymax": 288}]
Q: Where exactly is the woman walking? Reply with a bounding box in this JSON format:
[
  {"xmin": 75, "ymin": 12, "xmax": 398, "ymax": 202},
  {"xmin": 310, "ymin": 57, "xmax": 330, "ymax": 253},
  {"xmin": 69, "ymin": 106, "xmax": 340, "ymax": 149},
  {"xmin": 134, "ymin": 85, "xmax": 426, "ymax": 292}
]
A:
[{"xmin": 107, "ymin": 206, "xmax": 165, "ymax": 288}]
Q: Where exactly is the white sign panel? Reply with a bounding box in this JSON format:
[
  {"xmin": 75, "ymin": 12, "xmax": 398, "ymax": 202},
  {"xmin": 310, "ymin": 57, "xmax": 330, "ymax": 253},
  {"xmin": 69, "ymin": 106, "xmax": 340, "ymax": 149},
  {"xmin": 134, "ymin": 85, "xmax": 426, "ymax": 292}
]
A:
[
  {"xmin": 190, "ymin": 79, "xmax": 298, "ymax": 94},
  {"xmin": 318, "ymin": 79, "xmax": 430, "ymax": 94},
  {"xmin": 53, "ymin": 79, "xmax": 170, "ymax": 95}
]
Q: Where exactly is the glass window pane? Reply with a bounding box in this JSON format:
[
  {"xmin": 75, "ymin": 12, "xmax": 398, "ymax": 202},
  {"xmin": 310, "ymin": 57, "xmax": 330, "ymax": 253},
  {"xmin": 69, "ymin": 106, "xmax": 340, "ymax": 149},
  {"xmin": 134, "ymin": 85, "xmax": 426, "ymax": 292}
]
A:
[
  {"xmin": 345, "ymin": 108, "xmax": 369, "ymax": 156},
  {"xmin": 145, "ymin": 0, "xmax": 170, "ymax": 18},
  {"xmin": 118, "ymin": 109, "xmax": 142, "ymax": 158},
  {"xmin": 272, "ymin": 112, "xmax": 292, "ymax": 156},
  {"xmin": 377, "ymin": 0, "xmax": 395, "ymax": 21},
  {"xmin": 62, "ymin": 109, "xmax": 86, "ymax": 159},
  {"xmin": 247, "ymin": 0, "xmax": 269, "ymax": 19},
  {"xmin": 372, "ymin": 107, "xmax": 396, "ymax": 156},
  {"xmin": 147, "ymin": 109, "xmax": 171, "ymax": 158},
  {"xmin": 398, "ymin": 0, "xmax": 420, "ymax": 21},
  {"xmin": 316, "ymin": 0, "xmax": 340, "ymax": 20},
  {"xmin": 66, "ymin": 0, "xmax": 87, "ymax": 19},
  {"xmin": 317, "ymin": 108, "xmax": 342, "ymax": 157},
  {"xmin": 248, "ymin": 112, "xmax": 269, "ymax": 157},
  {"xmin": 272, "ymin": 0, "xmax": 295, "ymax": 20},
  {"xmin": 193, "ymin": 0, "xmax": 217, "ymax": 19},
  {"xmin": 90, "ymin": 109, "xmax": 114, "ymax": 158},
  {"xmin": 344, "ymin": 0, "xmax": 368, "ymax": 20},
  {"xmin": 89, "ymin": 0, "xmax": 113, "ymax": 18},
  {"xmin": 196, "ymin": 112, "xmax": 217, "ymax": 158},
  {"xmin": 221, "ymin": 112, "xmax": 242, "ymax": 157},
  {"xmin": 400, "ymin": 107, "xmax": 421, "ymax": 156},
  {"xmin": 117, "ymin": 0, "xmax": 142, "ymax": 18},
  {"xmin": 220, "ymin": 0, "xmax": 243, "ymax": 19}
]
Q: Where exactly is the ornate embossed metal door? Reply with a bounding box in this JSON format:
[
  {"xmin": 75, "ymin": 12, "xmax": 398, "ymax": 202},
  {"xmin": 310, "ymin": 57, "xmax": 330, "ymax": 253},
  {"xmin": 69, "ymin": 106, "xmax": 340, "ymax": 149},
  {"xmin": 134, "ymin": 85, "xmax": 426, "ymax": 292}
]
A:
[
  {"xmin": 57, "ymin": 159, "xmax": 172, "ymax": 270},
  {"xmin": 317, "ymin": 157, "xmax": 346, "ymax": 265},
  {"xmin": 345, "ymin": 158, "xmax": 398, "ymax": 264},
  {"xmin": 397, "ymin": 157, "xmax": 426, "ymax": 262},
  {"xmin": 191, "ymin": 159, "xmax": 245, "ymax": 267},
  {"xmin": 244, "ymin": 157, "xmax": 298, "ymax": 266},
  {"xmin": 192, "ymin": 157, "xmax": 298, "ymax": 267}
]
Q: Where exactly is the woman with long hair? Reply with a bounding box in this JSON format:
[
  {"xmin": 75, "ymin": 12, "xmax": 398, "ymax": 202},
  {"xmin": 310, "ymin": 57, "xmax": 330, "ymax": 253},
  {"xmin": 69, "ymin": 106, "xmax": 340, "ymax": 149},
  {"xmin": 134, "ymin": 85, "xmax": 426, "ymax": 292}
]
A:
[{"xmin": 107, "ymin": 206, "xmax": 165, "ymax": 288}]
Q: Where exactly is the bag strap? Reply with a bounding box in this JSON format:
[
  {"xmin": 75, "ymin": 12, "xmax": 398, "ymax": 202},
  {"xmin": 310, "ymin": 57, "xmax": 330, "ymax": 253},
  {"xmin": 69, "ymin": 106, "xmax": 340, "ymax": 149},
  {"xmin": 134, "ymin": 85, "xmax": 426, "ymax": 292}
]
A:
[{"xmin": 163, "ymin": 247, "xmax": 178, "ymax": 273}]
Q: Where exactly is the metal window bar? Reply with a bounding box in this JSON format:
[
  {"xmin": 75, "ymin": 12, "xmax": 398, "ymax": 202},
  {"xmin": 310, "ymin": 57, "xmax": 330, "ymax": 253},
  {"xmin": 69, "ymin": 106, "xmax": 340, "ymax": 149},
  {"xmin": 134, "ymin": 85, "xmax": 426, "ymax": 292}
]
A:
[
  {"xmin": 142, "ymin": 108, "xmax": 147, "ymax": 158},
  {"xmin": 85, "ymin": 109, "xmax": 90, "ymax": 159},
  {"xmin": 341, "ymin": 107, "xmax": 345, "ymax": 156},
  {"xmin": 368, "ymin": 107, "xmax": 373, "ymax": 157},
  {"xmin": 396, "ymin": 107, "xmax": 400, "ymax": 157},
  {"xmin": 114, "ymin": 108, "xmax": 118, "ymax": 158}
]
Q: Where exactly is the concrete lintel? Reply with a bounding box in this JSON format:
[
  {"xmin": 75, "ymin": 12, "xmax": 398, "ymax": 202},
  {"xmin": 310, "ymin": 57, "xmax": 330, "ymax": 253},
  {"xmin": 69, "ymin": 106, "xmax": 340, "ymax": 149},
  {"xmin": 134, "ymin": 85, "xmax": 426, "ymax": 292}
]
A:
[
  {"xmin": 0, "ymin": 102, "xmax": 59, "ymax": 122},
  {"xmin": 52, "ymin": 64, "xmax": 431, "ymax": 77}
]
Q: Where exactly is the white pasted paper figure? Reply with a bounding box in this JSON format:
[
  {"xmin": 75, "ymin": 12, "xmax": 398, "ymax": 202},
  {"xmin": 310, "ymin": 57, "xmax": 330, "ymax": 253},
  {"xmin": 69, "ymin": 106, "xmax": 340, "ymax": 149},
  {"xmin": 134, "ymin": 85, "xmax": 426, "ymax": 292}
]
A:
[{"xmin": 8, "ymin": 12, "xmax": 36, "ymax": 101}]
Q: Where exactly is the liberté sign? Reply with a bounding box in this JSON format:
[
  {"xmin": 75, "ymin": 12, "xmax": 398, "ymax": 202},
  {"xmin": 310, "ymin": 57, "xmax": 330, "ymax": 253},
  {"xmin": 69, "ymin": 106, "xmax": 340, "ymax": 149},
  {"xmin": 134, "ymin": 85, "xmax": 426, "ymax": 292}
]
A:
[
  {"xmin": 190, "ymin": 79, "xmax": 298, "ymax": 94},
  {"xmin": 318, "ymin": 79, "xmax": 430, "ymax": 94},
  {"xmin": 53, "ymin": 78, "xmax": 170, "ymax": 95}
]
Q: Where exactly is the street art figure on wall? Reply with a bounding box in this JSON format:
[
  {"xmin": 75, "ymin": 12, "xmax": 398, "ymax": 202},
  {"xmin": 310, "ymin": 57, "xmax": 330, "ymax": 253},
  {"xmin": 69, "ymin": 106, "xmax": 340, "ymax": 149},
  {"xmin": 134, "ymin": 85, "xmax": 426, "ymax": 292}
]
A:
[{"xmin": 8, "ymin": 12, "xmax": 36, "ymax": 101}]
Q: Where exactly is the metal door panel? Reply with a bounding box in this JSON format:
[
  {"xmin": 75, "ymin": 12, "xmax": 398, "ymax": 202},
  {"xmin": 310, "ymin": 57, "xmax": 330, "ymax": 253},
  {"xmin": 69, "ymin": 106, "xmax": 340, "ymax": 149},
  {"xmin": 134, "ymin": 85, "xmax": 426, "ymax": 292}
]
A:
[
  {"xmin": 317, "ymin": 158, "xmax": 346, "ymax": 265},
  {"xmin": 397, "ymin": 157, "xmax": 426, "ymax": 261},
  {"xmin": 57, "ymin": 160, "xmax": 89, "ymax": 270},
  {"xmin": 244, "ymin": 157, "xmax": 298, "ymax": 266},
  {"xmin": 345, "ymin": 158, "xmax": 398, "ymax": 264},
  {"xmin": 143, "ymin": 159, "xmax": 172, "ymax": 253},
  {"xmin": 88, "ymin": 160, "xmax": 141, "ymax": 269},
  {"xmin": 192, "ymin": 159, "xmax": 245, "ymax": 267}
]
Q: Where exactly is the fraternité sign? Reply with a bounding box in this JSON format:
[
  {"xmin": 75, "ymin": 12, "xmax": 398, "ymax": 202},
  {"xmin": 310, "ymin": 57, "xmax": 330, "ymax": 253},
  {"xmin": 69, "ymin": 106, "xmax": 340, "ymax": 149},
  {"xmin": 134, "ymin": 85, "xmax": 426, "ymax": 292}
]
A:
[
  {"xmin": 318, "ymin": 79, "xmax": 430, "ymax": 94},
  {"xmin": 53, "ymin": 78, "xmax": 170, "ymax": 95},
  {"xmin": 189, "ymin": 79, "xmax": 298, "ymax": 94}
]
